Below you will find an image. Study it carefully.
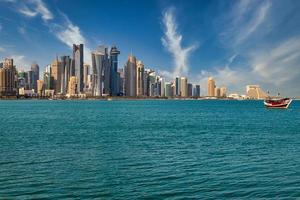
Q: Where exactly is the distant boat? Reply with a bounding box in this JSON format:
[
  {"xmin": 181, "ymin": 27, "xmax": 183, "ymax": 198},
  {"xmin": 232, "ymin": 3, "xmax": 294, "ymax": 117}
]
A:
[{"xmin": 264, "ymin": 98, "xmax": 292, "ymax": 109}]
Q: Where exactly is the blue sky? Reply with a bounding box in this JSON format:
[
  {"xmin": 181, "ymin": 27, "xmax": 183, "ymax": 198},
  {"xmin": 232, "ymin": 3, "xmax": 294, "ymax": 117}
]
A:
[{"xmin": 1, "ymin": 0, "xmax": 300, "ymax": 96}]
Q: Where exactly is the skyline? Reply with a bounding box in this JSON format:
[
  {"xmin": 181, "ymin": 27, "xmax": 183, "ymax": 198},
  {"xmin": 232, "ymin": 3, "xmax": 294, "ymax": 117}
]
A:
[{"xmin": 1, "ymin": 0, "xmax": 300, "ymax": 96}]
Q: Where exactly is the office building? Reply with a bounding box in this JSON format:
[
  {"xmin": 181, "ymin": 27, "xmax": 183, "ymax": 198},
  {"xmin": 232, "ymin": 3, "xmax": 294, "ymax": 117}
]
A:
[
  {"xmin": 220, "ymin": 86, "xmax": 227, "ymax": 97},
  {"xmin": 124, "ymin": 54, "xmax": 137, "ymax": 96},
  {"xmin": 188, "ymin": 83, "xmax": 193, "ymax": 97},
  {"xmin": 31, "ymin": 63, "xmax": 39, "ymax": 92},
  {"xmin": 37, "ymin": 80, "xmax": 44, "ymax": 96},
  {"xmin": 207, "ymin": 77, "xmax": 215, "ymax": 97},
  {"xmin": 194, "ymin": 85, "xmax": 200, "ymax": 97},
  {"xmin": 136, "ymin": 60, "xmax": 144, "ymax": 96},
  {"xmin": 73, "ymin": 44, "xmax": 84, "ymax": 93},
  {"xmin": 180, "ymin": 77, "xmax": 188, "ymax": 97},
  {"xmin": 51, "ymin": 58, "xmax": 61, "ymax": 94},
  {"xmin": 0, "ymin": 58, "xmax": 18, "ymax": 96},
  {"xmin": 68, "ymin": 76, "xmax": 77, "ymax": 96},
  {"xmin": 110, "ymin": 46, "xmax": 120, "ymax": 96}
]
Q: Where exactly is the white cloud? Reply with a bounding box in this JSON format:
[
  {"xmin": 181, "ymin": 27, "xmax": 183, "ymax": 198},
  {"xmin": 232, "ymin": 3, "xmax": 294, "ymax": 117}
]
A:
[
  {"xmin": 220, "ymin": 0, "xmax": 271, "ymax": 47},
  {"xmin": 17, "ymin": 0, "xmax": 53, "ymax": 22},
  {"xmin": 161, "ymin": 8, "xmax": 197, "ymax": 77},
  {"xmin": 0, "ymin": 47, "xmax": 5, "ymax": 52},
  {"xmin": 251, "ymin": 37, "xmax": 300, "ymax": 85},
  {"xmin": 54, "ymin": 15, "xmax": 92, "ymax": 65}
]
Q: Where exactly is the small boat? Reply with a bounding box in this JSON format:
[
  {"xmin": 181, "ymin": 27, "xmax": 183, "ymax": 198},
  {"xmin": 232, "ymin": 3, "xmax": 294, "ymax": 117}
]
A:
[{"xmin": 264, "ymin": 98, "xmax": 292, "ymax": 109}]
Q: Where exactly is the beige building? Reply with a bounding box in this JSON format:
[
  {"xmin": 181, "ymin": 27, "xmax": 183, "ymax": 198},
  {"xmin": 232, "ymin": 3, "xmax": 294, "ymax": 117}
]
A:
[
  {"xmin": 37, "ymin": 80, "xmax": 44, "ymax": 96},
  {"xmin": 180, "ymin": 77, "xmax": 188, "ymax": 97},
  {"xmin": 207, "ymin": 77, "xmax": 215, "ymax": 97},
  {"xmin": 220, "ymin": 87, "xmax": 227, "ymax": 97},
  {"xmin": 246, "ymin": 85, "xmax": 268, "ymax": 99},
  {"xmin": 51, "ymin": 58, "xmax": 62, "ymax": 94},
  {"xmin": 215, "ymin": 87, "xmax": 221, "ymax": 98},
  {"xmin": 136, "ymin": 60, "xmax": 144, "ymax": 96},
  {"xmin": 0, "ymin": 58, "xmax": 17, "ymax": 96},
  {"xmin": 68, "ymin": 76, "xmax": 78, "ymax": 96}
]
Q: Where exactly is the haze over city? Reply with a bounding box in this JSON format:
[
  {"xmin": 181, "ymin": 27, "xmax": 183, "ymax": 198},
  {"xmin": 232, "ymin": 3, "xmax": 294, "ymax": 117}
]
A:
[{"xmin": 1, "ymin": 0, "xmax": 300, "ymax": 96}]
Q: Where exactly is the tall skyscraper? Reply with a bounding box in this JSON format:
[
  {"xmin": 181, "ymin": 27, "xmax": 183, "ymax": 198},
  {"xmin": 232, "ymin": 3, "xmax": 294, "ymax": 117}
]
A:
[
  {"xmin": 0, "ymin": 58, "xmax": 17, "ymax": 96},
  {"xmin": 27, "ymin": 70, "xmax": 34, "ymax": 90},
  {"xmin": 175, "ymin": 77, "xmax": 180, "ymax": 96},
  {"xmin": 165, "ymin": 82, "xmax": 173, "ymax": 97},
  {"xmin": 136, "ymin": 60, "xmax": 144, "ymax": 96},
  {"xmin": 60, "ymin": 56, "xmax": 72, "ymax": 94},
  {"xmin": 207, "ymin": 77, "xmax": 215, "ymax": 97},
  {"xmin": 43, "ymin": 71, "xmax": 51, "ymax": 90},
  {"xmin": 83, "ymin": 64, "xmax": 90, "ymax": 91},
  {"xmin": 91, "ymin": 46, "xmax": 109, "ymax": 96},
  {"xmin": 73, "ymin": 44, "xmax": 84, "ymax": 93},
  {"xmin": 31, "ymin": 63, "xmax": 39, "ymax": 92},
  {"xmin": 188, "ymin": 83, "xmax": 193, "ymax": 97},
  {"xmin": 110, "ymin": 46, "xmax": 120, "ymax": 96},
  {"xmin": 180, "ymin": 77, "xmax": 188, "ymax": 97},
  {"xmin": 51, "ymin": 58, "xmax": 61, "ymax": 94},
  {"xmin": 124, "ymin": 54, "xmax": 137, "ymax": 96},
  {"xmin": 194, "ymin": 85, "xmax": 200, "ymax": 97}
]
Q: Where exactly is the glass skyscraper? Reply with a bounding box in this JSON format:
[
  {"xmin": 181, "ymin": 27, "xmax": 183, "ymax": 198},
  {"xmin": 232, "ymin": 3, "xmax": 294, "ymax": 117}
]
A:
[{"xmin": 73, "ymin": 44, "xmax": 84, "ymax": 94}]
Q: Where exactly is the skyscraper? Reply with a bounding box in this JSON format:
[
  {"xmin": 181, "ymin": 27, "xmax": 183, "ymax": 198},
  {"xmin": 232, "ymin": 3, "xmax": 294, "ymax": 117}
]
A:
[
  {"xmin": 165, "ymin": 82, "xmax": 173, "ymax": 97},
  {"xmin": 73, "ymin": 44, "xmax": 84, "ymax": 93},
  {"xmin": 31, "ymin": 63, "xmax": 39, "ymax": 92},
  {"xmin": 51, "ymin": 58, "xmax": 61, "ymax": 94},
  {"xmin": 175, "ymin": 77, "xmax": 180, "ymax": 96},
  {"xmin": 83, "ymin": 63, "xmax": 90, "ymax": 91},
  {"xmin": 180, "ymin": 77, "xmax": 188, "ymax": 97},
  {"xmin": 194, "ymin": 85, "xmax": 200, "ymax": 97},
  {"xmin": 91, "ymin": 46, "xmax": 109, "ymax": 96},
  {"xmin": 215, "ymin": 87, "xmax": 221, "ymax": 98},
  {"xmin": 207, "ymin": 77, "xmax": 215, "ymax": 97},
  {"xmin": 37, "ymin": 80, "xmax": 44, "ymax": 96},
  {"xmin": 136, "ymin": 60, "xmax": 144, "ymax": 96},
  {"xmin": 60, "ymin": 56, "xmax": 72, "ymax": 94},
  {"xmin": 188, "ymin": 83, "xmax": 193, "ymax": 97},
  {"xmin": 110, "ymin": 46, "xmax": 120, "ymax": 96},
  {"xmin": 0, "ymin": 58, "xmax": 17, "ymax": 96},
  {"xmin": 124, "ymin": 54, "xmax": 137, "ymax": 96},
  {"xmin": 68, "ymin": 76, "xmax": 78, "ymax": 96}
]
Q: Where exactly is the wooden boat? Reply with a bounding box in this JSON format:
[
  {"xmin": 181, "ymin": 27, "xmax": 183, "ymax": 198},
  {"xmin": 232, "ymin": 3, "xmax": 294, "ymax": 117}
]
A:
[{"xmin": 264, "ymin": 98, "xmax": 292, "ymax": 109}]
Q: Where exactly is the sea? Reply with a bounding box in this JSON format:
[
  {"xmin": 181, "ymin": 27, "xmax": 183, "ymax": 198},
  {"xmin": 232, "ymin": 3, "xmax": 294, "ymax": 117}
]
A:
[{"xmin": 0, "ymin": 100, "xmax": 300, "ymax": 199}]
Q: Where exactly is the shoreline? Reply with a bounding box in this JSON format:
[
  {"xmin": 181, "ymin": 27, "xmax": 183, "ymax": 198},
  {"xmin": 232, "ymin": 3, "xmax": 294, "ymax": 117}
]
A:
[{"xmin": 0, "ymin": 96, "xmax": 299, "ymax": 101}]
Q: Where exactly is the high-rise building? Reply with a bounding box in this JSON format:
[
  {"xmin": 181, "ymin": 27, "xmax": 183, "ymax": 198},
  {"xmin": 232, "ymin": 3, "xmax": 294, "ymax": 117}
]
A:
[
  {"xmin": 31, "ymin": 63, "xmax": 39, "ymax": 92},
  {"xmin": 215, "ymin": 87, "xmax": 221, "ymax": 98},
  {"xmin": 37, "ymin": 80, "xmax": 44, "ymax": 96},
  {"xmin": 43, "ymin": 71, "xmax": 51, "ymax": 90},
  {"xmin": 51, "ymin": 58, "xmax": 61, "ymax": 94},
  {"xmin": 73, "ymin": 44, "xmax": 84, "ymax": 93},
  {"xmin": 118, "ymin": 68, "xmax": 125, "ymax": 95},
  {"xmin": 60, "ymin": 56, "xmax": 72, "ymax": 94},
  {"xmin": 27, "ymin": 70, "xmax": 34, "ymax": 90},
  {"xmin": 220, "ymin": 86, "xmax": 227, "ymax": 97},
  {"xmin": 188, "ymin": 83, "xmax": 193, "ymax": 97},
  {"xmin": 110, "ymin": 46, "xmax": 120, "ymax": 96},
  {"xmin": 136, "ymin": 60, "xmax": 144, "ymax": 96},
  {"xmin": 194, "ymin": 85, "xmax": 200, "ymax": 97},
  {"xmin": 175, "ymin": 77, "xmax": 180, "ymax": 96},
  {"xmin": 83, "ymin": 64, "xmax": 90, "ymax": 91},
  {"xmin": 91, "ymin": 46, "xmax": 109, "ymax": 96},
  {"xmin": 165, "ymin": 82, "xmax": 173, "ymax": 97},
  {"xmin": 207, "ymin": 77, "xmax": 215, "ymax": 97},
  {"xmin": 0, "ymin": 58, "xmax": 18, "ymax": 96},
  {"xmin": 68, "ymin": 76, "xmax": 77, "ymax": 96},
  {"xmin": 124, "ymin": 54, "xmax": 137, "ymax": 96},
  {"xmin": 180, "ymin": 77, "xmax": 188, "ymax": 97}
]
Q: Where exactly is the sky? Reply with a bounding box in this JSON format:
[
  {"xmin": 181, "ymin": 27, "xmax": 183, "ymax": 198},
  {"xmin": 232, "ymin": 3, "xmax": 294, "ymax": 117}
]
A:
[{"xmin": 1, "ymin": 0, "xmax": 300, "ymax": 96}]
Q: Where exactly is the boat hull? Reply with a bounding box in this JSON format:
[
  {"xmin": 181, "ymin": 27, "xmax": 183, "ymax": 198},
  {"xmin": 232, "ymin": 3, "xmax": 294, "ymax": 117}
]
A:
[{"xmin": 264, "ymin": 98, "xmax": 292, "ymax": 109}]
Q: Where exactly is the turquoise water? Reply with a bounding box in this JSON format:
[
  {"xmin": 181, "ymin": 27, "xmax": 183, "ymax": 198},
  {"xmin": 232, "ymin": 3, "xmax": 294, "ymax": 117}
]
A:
[{"xmin": 0, "ymin": 100, "xmax": 300, "ymax": 199}]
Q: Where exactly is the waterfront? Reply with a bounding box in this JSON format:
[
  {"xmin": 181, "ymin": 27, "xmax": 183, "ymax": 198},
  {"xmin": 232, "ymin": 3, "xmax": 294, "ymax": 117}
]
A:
[{"xmin": 1, "ymin": 100, "xmax": 300, "ymax": 199}]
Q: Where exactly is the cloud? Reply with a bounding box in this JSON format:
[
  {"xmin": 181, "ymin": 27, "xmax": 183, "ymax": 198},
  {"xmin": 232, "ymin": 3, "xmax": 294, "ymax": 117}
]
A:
[
  {"xmin": 251, "ymin": 37, "xmax": 300, "ymax": 85},
  {"xmin": 53, "ymin": 14, "xmax": 92, "ymax": 65},
  {"xmin": 0, "ymin": 47, "xmax": 5, "ymax": 52},
  {"xmin": 17, "ymin": 0, "xmax": 53, "ymax": 22},
  {"xmin": 161, "ymin": 7, "xmax": 197, "ymax": 77},
  {"xmin": 219, "ymin": 0, "xmax": 271, "ymax": 47}
]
